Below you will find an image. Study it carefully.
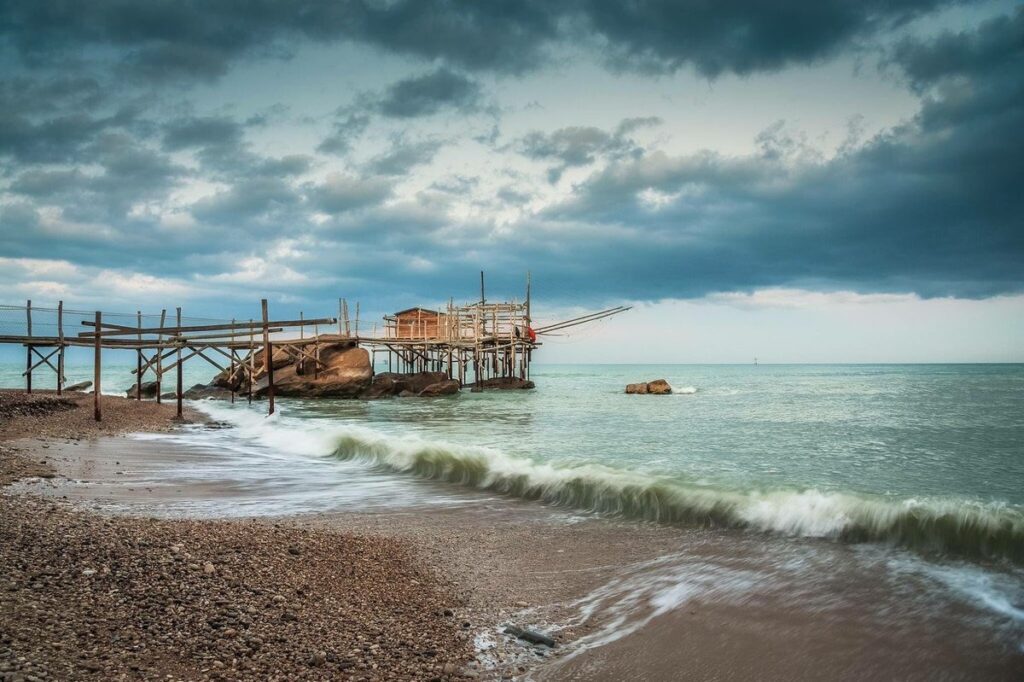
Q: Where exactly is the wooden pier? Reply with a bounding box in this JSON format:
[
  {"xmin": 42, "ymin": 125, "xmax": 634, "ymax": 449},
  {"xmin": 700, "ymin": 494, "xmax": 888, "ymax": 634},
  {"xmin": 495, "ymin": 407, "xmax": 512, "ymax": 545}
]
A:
[{"xmin": 0, "ymin": 275, "xmax": 629, "ymax": 419}]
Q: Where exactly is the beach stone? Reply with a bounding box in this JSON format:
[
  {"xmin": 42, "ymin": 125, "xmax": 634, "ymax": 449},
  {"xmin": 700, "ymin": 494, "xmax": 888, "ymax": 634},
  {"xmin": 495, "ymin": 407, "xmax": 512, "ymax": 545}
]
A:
[{"xmin": 125, "ymin": 381, "xmax": 160, "ymax": 399}]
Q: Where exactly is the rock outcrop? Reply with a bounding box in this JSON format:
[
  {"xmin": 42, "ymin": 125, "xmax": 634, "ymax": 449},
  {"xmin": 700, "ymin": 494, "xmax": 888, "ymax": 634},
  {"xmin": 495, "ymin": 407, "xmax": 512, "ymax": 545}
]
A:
[
  {"xmin": 252, "ymin": 342, "xmax": 373, "ymax": 399},
  {"xmin": 64, "ymin": 381, "xmax": 92, "ymax": 392},
  {"xmin": 417, "ymin": 379, "xmax": 461, "ymax": 397},
  {"xmin": 478, "ymin": 377, "xmax": 535, "ymax": 390},
  {"xmin": 362, "ymin": 372, "xmax": 451, "ymax": 399},
  {"xmin": 626, "ymin": 379, "xmax": 672, "ymax": 395}
]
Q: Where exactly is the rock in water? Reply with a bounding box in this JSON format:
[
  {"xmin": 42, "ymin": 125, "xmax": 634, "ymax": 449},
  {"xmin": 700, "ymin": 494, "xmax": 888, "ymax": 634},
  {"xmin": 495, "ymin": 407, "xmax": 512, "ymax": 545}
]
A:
[
  {"xmin": 250, "ymin": 342, "xmax": 373, "ymax": 398},
  {"xmin": 418, "ymin": 379, "xmax": 461, "ymax": 397},
  {"xmin": 362, "ymin": 371, "xmax": 451, "ymax": 399},
  {"xmin": 626, "ymin": 379, "xmax": 671, "ymax": 394},
  {"xmin": 647, "ymin": 379, "xmax": 672, "ymax": 394},
  {"xmin": 64, "ymin": 381, "xmax": 92, "ymax": 392}
]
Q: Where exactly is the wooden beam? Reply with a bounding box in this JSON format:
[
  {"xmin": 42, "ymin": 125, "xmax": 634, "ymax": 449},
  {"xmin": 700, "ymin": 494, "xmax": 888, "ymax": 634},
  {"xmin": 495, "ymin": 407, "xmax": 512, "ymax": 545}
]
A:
[{"xmin": 77, "ymin": 317, "xmax": 334, "ymax": 338}]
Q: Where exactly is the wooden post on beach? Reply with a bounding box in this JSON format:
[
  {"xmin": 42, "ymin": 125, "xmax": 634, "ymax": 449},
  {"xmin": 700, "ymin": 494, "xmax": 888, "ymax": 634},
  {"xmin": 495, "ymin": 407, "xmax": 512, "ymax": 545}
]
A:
[
  {"xmin": 262, "ymin": 299, "xmax": 275, "ymax": 415},
  {"xmin": 25, "ymin": 300, "xmax": 32, "ymax": 394},
  {"xmin": 155, "ymin": 309, "xmax": 166, "ymax": 404},
  {"xmin": 56, "ymin": 301, "xmax": 64, "ymax": 395},
  {"xmin": 248, "ymin": 319, "xmax": 255, "ymax": 405},
  {"xmin": 176, "ymin": 307, "xmax": 183, "ymax": 419},
  {"xmin": 93, "ymin": 311, "xmax": 102, "ymax": 422},
  {"xmin": 136, "ymin": 311, "xmax": 143, "ymax": 401}
]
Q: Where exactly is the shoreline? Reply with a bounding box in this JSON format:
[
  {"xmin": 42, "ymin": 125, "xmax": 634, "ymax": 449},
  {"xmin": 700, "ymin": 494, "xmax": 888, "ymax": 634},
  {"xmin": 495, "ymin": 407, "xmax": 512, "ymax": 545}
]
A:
[{"xmin": 2, "ymin": 392, "xmax": 1022, "ymax": 680}]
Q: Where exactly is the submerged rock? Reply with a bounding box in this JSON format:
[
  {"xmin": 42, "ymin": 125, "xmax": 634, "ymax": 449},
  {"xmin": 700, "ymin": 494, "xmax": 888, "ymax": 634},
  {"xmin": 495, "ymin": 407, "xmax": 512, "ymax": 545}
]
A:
[{"xmin": 626, "ymin": 379, "xmax": 672, "ymax": 395}]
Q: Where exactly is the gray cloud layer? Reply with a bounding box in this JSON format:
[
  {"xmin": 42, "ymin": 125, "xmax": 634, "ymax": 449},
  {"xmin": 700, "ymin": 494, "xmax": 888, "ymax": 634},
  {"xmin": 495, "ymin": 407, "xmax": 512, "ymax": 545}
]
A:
[{"xmin": 1, "ymin": 1, "xmax": 1021, "ymax": 311}]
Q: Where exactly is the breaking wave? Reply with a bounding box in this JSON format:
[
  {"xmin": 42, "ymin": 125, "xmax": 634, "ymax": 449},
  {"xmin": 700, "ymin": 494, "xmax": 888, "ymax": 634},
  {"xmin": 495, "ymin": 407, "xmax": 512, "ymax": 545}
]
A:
[
  {"xmin": 191, "ymin": 402, "xmax": 1024, "ymax": 564},
  {"xmin": 324, "ymin": 428, "xmax": 1024, "ymax": 564}
]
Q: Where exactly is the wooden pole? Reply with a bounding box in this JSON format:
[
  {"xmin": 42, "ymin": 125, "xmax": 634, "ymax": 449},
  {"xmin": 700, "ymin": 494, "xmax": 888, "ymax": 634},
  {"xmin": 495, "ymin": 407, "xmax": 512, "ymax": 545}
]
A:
[
  {"xmin": 248, "ymin": 319, "xmax": 254, "ymax": 405},
  {"xmin": 25, "ymin": 300, "xmax": 32, "ymax": 394},
  {"xmin": 136, "ymin": 311, "xmax": 143, "ymax": 401},
  {"xmin": 93, "ymin": 311, "xmax": 101, "ymax": 421},
  {"xmin": 176, "ymin": 307, "xmax": 183, "ymax": 419},
  {"xmin": 480, "ymin": 271, "xmax": 485, "ymax": 305},
  {"xmin": 156, "ymin": 309, "xmax": 166, "ymax": 403},
  {"xmin": 56, "ymin": 301, "xmax": 64, "ymax": 395},
  {"xmin": 262, "ymin": 299, "xmax": 275, "ymax": 415}
]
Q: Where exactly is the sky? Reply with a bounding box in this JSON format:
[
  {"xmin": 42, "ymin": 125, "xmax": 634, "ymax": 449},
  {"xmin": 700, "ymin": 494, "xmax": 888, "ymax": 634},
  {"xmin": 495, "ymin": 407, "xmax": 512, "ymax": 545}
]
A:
[{"xmin": 1, "ymin": 1, "xmax": 1022, "ymax": 362}]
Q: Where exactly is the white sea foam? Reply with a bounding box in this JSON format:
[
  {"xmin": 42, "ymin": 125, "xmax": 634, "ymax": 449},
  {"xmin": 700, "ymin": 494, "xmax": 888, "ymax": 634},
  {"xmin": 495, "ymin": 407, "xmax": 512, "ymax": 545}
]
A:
[{"xmin": 192, "ymin": 401, "xmax": 1024, "ymax": 562}]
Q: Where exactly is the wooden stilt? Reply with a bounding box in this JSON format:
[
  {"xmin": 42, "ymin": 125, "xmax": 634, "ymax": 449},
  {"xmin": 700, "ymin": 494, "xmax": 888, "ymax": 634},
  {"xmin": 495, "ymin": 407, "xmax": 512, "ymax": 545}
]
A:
[
  {"xmin": 136, "ymin": 311, "xmax": 142, "ymax": 401},
  {"xmin": 25, "ymin": 300, "xmax": 32, "ymax": 394},
  {"xmin": 155, "ymin": 309, "xmax": 166, "ymax": 404},
  {"xmin": 176, "ymin": 307, "xmax": 183, "ymax": 419},
  {"xmin": 56, "ymin": 301, "xmax": 64, "ymax": 395},
  {"xmin": 262, "ymin": 299, "xmax": 275, "ymax": 415},
  {"xmin": 93, "ymin": 311, "xmax": 102, "ymax": 422}
]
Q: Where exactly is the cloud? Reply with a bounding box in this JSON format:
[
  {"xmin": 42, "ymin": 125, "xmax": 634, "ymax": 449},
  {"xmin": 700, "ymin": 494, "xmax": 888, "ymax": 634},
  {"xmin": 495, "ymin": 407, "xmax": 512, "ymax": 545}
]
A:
[
  {"xmin": 0, "ymin": 0, "xmax": 958, "ymax": 83},
  {"xmin": 375, "ymin": 68, "xmax": 482, "ymax": 118},
  {"xmin": 516, "ymin": 117, "xmax": 660, "ymax": 182},
  {"xmin": 366, "ymin": 138, "xmax": 444, "ymax": 176},
  {"xmin": 162, "ymin": 115, "xmax": 244, "ymax": 151},
  {"xmin": 310, "ymin": 174, "xmax": 392, "ymax": 214}
]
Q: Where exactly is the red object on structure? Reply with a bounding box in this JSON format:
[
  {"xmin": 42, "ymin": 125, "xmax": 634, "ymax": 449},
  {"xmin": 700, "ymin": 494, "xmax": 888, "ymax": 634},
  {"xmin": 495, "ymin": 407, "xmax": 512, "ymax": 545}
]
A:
[{"xmin": 527, "ymin": 326, "xmax": 537, "ymax": 343}]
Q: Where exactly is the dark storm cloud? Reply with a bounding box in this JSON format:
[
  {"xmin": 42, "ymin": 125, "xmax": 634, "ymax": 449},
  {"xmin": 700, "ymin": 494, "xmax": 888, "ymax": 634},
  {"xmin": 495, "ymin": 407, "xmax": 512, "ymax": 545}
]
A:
[
  {"xmin": 516, "ymin": 117, "xmax": 661, "ymax": 182},
  {"xmin": 162, "ymin": 115, "xmax": 244, "ymax": 151},
  {"xmin": 374, "ymin": 69, "xmax": 482, "ymax": 118},
  {"xmin": 309, "ymin": 174, "xmax": 393, "ymax": 214},
  {"xmin": 579, "ymin": 0, "xmax": 950, "ymax": 77},
  {"xmin": 532, "ymin": 11, "xmax": 1024, "ymax": 300},
  {"xmin": 1, "ymin": 0, "xmax": 957, "ymax": 82}
]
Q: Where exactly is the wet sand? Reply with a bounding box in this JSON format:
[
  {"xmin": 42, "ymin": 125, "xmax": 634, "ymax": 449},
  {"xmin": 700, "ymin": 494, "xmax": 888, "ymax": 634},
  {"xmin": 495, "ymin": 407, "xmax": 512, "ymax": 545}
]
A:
[{"xmin": 3, "ymin": 393, "xmax": 1023, "ymax": 680}]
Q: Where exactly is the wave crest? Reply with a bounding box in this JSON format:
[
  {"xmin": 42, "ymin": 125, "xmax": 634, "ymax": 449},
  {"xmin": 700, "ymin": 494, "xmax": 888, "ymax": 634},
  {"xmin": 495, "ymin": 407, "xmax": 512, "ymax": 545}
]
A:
[{"xmin": 328, "ymin": 430, "xmax": 1024, "ymax": 563}]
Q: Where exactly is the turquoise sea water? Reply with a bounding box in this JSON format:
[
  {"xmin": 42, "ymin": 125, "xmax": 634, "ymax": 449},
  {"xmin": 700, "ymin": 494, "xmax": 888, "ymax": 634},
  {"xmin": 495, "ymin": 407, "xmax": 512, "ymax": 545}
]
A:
[{"xmin": 4, "ymin": 362, "xmax": 1024, "ymax": 562}]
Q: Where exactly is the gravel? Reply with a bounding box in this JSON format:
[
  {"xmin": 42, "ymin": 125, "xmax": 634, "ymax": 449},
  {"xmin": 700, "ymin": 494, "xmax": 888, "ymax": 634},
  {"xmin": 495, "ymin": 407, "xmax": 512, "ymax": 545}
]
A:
[{"xmin": 0, "ymin": 392, "xmax": 476, "ymax": 680}]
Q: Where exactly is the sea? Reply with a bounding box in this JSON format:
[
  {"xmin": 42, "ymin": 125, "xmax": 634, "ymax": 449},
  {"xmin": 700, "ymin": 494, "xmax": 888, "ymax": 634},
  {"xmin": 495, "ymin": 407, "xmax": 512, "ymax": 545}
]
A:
[{"xmin": 3, "ymin": 360, "xmax": 1023, "ymax": 666}]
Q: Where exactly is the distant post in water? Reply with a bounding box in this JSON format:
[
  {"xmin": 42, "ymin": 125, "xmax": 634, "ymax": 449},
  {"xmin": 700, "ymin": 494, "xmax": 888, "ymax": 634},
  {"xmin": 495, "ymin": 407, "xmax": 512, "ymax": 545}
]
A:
[
  {"xmin": 94, "ymin": 311, "xmax": 102, "ymax": 422},
  {"xmin": 261, "ymin": 298, "xmax": 275, "ymax": 415}
]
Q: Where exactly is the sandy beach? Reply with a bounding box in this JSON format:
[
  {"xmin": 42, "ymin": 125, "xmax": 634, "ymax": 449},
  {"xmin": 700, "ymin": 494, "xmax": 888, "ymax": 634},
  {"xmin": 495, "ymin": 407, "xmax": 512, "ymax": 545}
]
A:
[{"xmin": 3, "ymin": 391, "xmax": 1022, "ymax": 680}]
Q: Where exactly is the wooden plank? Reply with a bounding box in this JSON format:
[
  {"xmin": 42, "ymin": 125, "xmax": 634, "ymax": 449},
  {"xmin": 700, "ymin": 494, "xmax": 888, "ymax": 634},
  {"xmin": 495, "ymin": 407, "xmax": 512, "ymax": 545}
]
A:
[
  {"xmin": 135, "ymin": 311, "xmax": 142, "ymax": 402},
  {"xmin": 77, "ymin": 317, "xmax": 334, "ymax": 338}
]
